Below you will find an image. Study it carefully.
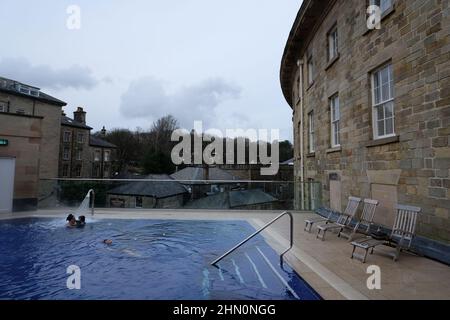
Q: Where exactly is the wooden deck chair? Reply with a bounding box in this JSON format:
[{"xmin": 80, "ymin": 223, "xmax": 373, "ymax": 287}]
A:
[
  {"xmin": 350, "ymin": 204, "xmax": 421, "ymax": 262},
  {"xmin": 315, "ymin": 196, "xmax": 361, "ymax": 241},
  {"xmin": 339, "ymin": 199, "xmax": 379, "ymax": 241},
  {"xmin": 304, "ymin": 197, "xmax": 361, "ymax": 232}
]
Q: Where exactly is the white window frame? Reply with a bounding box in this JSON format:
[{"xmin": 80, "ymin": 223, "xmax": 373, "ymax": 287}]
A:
[
  {"xmin": 370, "ymin": 0, "xmax": 393, "ymax": 15},
  {"xmin": 0, "ymin": 102, "xmax": 6, "ymax": 112},
  {"xmin": 327, "ymin": 26, "xmax": 338, "ymax": 61},
  {"xmin": 63, "ymin": 131, "xmax": 72, "ymax": 143},
  {"xmin": 371, "ymin": 63, "xmax": 395, "ymax": 140},
  {"xmin": 104, "ymin": 150, "xmax": 111, "ymax": 162},
  {"xmin": 103, "ymin": 165, "xmax": 110, "ymax": 178},
  {"xmin": 76, "ymin": 149, "xmax": 82, "ymax": 161},
  {"xmin": 135, "ymin": 196, "xmax": 143, "ymax": 208},
  {"xmin": 63, "ymin": 147, "xmax": 70, "ymax": 160},
  {"xmin": 77, "ymin": 133, "xmax": 84, "ymax": 143},
  {"xmin": 308, "ymin": 111, "xmax": 315, "ymax": 153},
  {"xmin": 330, "ymin": 94, "xmax": 341, "ymax": 147},
  {"xmin": 94, "ymin": 149, "xmax": 101, "ymax": 162},
  {"xmin": 75, "ymin": 165, "xmax": 82, "ymax": 178},
  {"xmin": 62, "ymin": 164, "xmax": 69, "ymax": 177}
]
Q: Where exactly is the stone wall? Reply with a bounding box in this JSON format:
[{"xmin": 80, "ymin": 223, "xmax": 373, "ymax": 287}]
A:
[
  {"xmin": 0, "ymin": 112, "xmax": 42, "ymax": 210},
  {"xmin": 290, "ymin": 0, "xmax": 450, "ymax": 242},
  {"xmin": 59, "ymin": 125, "xmax": 92, "ymax": 178}
]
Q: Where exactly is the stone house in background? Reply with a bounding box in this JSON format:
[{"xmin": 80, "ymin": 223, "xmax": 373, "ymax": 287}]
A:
[
  {"xmin": 0, "ymin": 76, "xmax": 66, "ymax": 211},
  {"xmin": 170, "ymin": 166, "xmax": 240, "ymax": 200},
  {"xmin": 90, "ymin": 129, "xmax": 117, "ymax": 178},
  {"xmin": 106, "ymin": 174, "xmax": 188, "ymax": 209},
  {"xmin": 280, "ymin": 0, "xmax": 450, "ymax": 242},
  {"xmin": 59, "ymin": 107, "xmax": 116, "ymax": 178},
  {"xmin": 184, "ymin": 189, "xmax": 280, "ymax": 210}
]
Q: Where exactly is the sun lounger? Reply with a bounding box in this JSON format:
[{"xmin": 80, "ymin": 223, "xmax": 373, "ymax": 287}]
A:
[
  {"xmin": 350, "ymin": 204, "xmax": 421, "ymax": 262},
  {"xmin": 304, "ymin": 197, "xmax": 361, "ymax": 232},
  {"xmin": 339, "ymin": 199, "xmax": 379, "ymax": 241},
  {"xmin": 315, "ymin": 196, "xmax": 361, "ymax": 241}
]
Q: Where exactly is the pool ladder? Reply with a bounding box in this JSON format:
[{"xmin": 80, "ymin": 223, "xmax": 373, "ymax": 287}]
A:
[{"xmin": 211, "ymin": 211, "xmax": 294, "ymax": 267}]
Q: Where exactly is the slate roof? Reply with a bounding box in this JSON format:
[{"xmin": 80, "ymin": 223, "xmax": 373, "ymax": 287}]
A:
[
  {"xmin": 107, "ymin": 174, "xmax": 188, "ymax": 198},
  {"xmin": 61, "ymin": 116, "xmax": 93, "ymax": 130},
  {"xmin": 170, "ymin": 166, "xmax": 239, "ymax": 184},
  {"xmin": 90, "ymin": 135, "xmax": 117, "ymax": 148},
  {"xmin": 0, "ymin": 76, "xmax": 66, "ymax": 106},
  {"xmin": 184, "ymin": 189, "xmax": 278, "ymax": 209}
]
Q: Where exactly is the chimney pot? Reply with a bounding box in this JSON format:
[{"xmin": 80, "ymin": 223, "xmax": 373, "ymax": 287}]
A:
[
  {"xmin": 73, "ymin": 107, "xmax": 86, "ymax": 124},
  {"xmin": 101, "ymin": 126, "xmax": 106, "ymax": 137}
]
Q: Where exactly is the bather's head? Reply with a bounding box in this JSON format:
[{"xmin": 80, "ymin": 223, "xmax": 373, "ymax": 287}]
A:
[
  {"xmin": 79, "ymin": 216, "xmax": 86, "ymax": 223},
  {"xmin": 66, "ymin": 214, "xmax": 75, "ymax": 222}
]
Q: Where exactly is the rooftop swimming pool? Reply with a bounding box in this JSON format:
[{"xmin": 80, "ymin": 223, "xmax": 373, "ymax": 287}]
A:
[{"xmin": 0, "ymin": 217, "xmax": 320, "ymax": 300}]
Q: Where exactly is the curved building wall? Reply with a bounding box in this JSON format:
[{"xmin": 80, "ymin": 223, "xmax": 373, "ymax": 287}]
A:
[{"xmin": 285, "ymin": 0, "xmax": 450, "ymax": 242}]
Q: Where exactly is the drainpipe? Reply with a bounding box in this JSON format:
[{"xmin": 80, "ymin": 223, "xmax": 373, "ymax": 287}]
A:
[{"xmin": 297, "ymin": 59, "xmax": 305, "ymax": 210}]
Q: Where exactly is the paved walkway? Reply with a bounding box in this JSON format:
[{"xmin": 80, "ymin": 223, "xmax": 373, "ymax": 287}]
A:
[{"xmin": 3, "ymin": 209, "xmax": 450, "ymax": 300}]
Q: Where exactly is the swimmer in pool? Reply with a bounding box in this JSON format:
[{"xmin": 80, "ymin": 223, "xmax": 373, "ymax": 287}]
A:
[
  {"xmin": 76, "ymin": 215, "xmax": 86, "ymax": 227},
  {"xmin": 66, "ymin": 214, "xmax": 77, "ymax": 227},
  {"xmin": 102, "ymin": 239, "xmax": 141, "ymax": 257}
]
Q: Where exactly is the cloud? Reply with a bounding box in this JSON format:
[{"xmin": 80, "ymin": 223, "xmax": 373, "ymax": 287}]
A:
[
  {"xmin": 0, "ymin": 57, "xmax": 99, "ymax": 90},
  {"xmin": 120, "ymin": 76, "xmax": 242, "ymax": 128}
]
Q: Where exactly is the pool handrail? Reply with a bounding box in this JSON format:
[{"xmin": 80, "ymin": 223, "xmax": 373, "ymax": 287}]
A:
[{"xmin": 210, "ymin": 211, "xmax": 294, "ymax": 267}]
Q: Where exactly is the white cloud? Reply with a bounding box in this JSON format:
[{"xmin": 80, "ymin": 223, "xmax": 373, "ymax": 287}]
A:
[
  {"xmin": 0, "ymin": 57, "xmax": 99, "ymax": 90},
  {"xmin": 120, "ymin": 76, "xmax": 242, "ymax": 128}
]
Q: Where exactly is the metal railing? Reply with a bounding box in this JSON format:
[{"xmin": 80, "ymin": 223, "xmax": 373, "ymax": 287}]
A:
[
  {"xmin": 211, "ymin": 211, "xmax": 294, "ymax": 267},
  {"xmin": 37, "ymin": 178, "xmax": 322, "ymax": 211}
]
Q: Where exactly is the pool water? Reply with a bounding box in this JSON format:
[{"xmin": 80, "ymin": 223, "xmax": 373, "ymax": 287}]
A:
[{"xmin": 0, "ymin": 218, "xmax": 321, "ymax": 300}]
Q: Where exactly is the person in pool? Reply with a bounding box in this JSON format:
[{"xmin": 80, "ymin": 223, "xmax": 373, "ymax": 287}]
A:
[
  {"xmin": 66, "ymin": 214, "xmax": 77, "ymax": 228},
  {"xmin": 76, "ymin": 215, "xmax": 86, "ymax": 227},
  {"xmin": 103, "ymin": 239, "xmax": 113, "ymax": 245}
]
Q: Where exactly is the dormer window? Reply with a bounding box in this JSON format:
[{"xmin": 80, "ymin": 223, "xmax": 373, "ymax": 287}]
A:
[
  {"xmin": 15, "ymin": 83, "xmax": 40, "ymax": 97},
  {"xmin": 0, "ymin": 102, "xmax": 7, "ymax": 113}
]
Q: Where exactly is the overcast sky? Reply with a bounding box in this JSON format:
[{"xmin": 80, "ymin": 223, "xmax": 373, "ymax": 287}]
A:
[{"xmin": 0, "ymin": 0, "xmax": 302, "ymax": 141}]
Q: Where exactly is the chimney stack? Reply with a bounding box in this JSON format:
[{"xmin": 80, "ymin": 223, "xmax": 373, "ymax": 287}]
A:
[
  {"xmin": 101, "ymin": 126, "xmax": 106, "ymax": 137},
  {"xmin": 73, "ymin": 107, "xmax": 86, "ymax": 124},
  {"xmin": 61, "ymin": 110, "xmax": 66, "ymax": 117}
]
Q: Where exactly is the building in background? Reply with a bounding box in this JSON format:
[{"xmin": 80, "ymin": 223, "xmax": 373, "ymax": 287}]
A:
[
  {"xmin": 170, "ymin": 166, "xmax": 240, "ymax": 200},
  {"xmin": 90, "ymin": 127, "xmax": 117, "ymax": 178},
  {"xmin": 0, "ymin": 76, "xmax": 66, "ymax": 211},
  {"xmin": 106, "ymin": 174, "xmax": 188, "ymax": 209},
  {"xmin": 184, "ymin": 189, "xmax": 279, "ymax": 210},
  {"xmin": 59, "ymin": 107, "xmax": 116, "ymax": 179},
  {"xmin": 280, "ymin": 0, "xmax": 450, "ymax": 242}
]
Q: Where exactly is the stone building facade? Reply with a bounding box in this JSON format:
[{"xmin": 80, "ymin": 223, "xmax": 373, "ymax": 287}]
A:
[
  {"xmin": 280, "ymin": 0, "xmax": 450, "ymax": 242},
  {"xmin": 60, "ymin": 108, "xmax": 93, "ymax": 178},
  {"xmin": 59, "ymin": 107, "xmax": 116, "ymax": 179},
  {"xmin": 0, "ymin": 77, "xmax": 66, "ymax": 210}
]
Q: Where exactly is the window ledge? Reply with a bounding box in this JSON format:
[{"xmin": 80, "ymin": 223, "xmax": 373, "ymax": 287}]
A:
[
  {"xmin": 0, "ymin": 111, "xmax": 43, "ymax": 119},
  {"xmin": 325, "ymin": 54, "xmax": 340, "ymax": 71},
  {"xmin": 326, "ymin": 146, "xmax": 342, "ymax": 154},
  {"xmin": 366, "ymin": 135, "xmax": 399, "ymax": 148},
  {"xmin": 362, "ymin": 5, "xmax": 396, "ymax": 36},
  {"xmin": 306, "ymin": 152, "xmax": 316, "ymax": 158}
]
